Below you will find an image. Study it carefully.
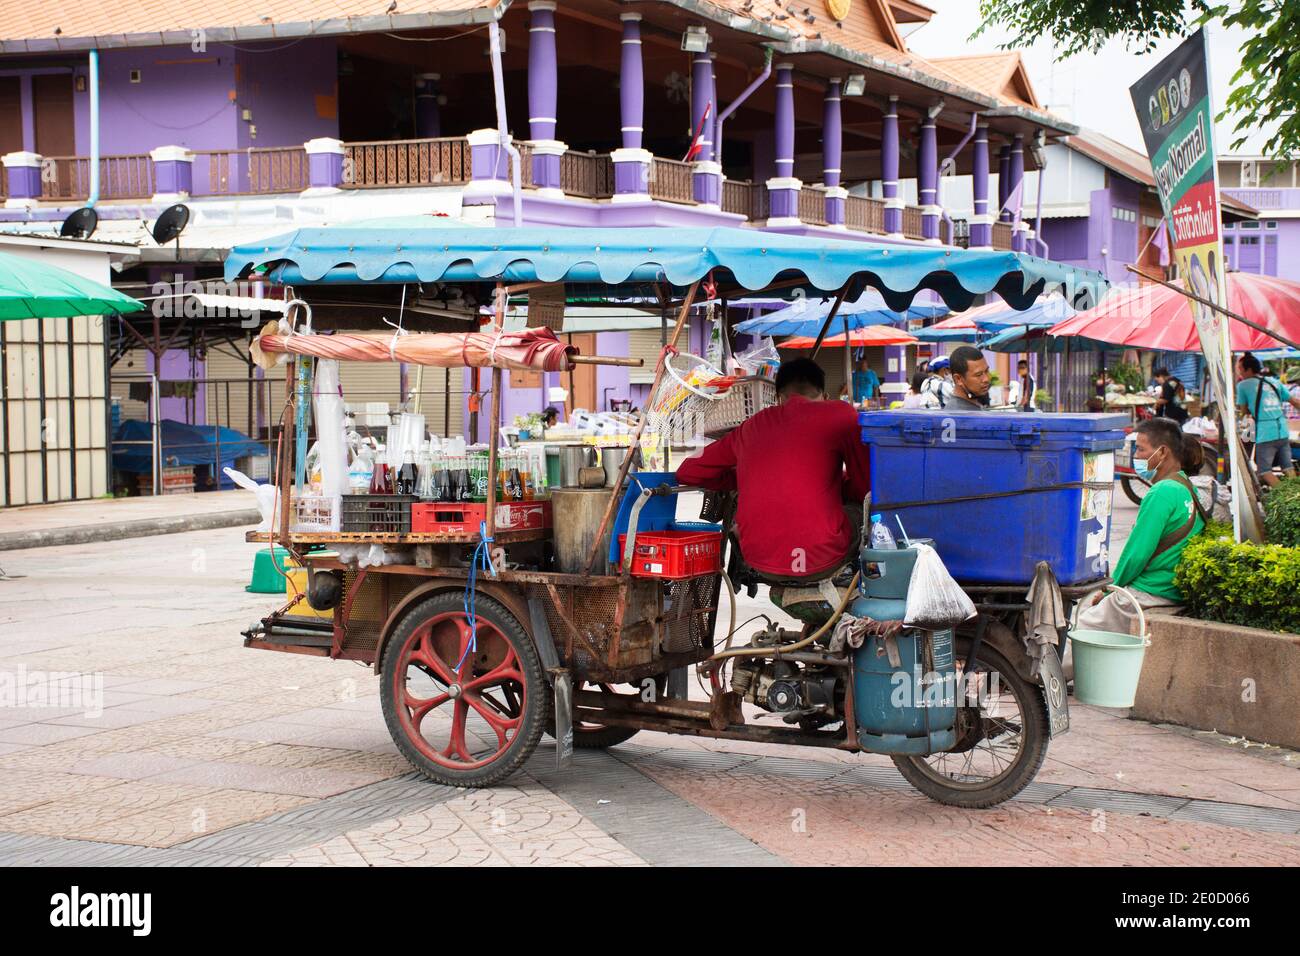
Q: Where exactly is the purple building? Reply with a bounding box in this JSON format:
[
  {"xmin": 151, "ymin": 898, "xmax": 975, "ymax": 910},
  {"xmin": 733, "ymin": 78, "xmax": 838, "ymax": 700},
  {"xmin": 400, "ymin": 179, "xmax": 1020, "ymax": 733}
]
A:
[
  {"xmin": 0, "ymin": 0, "xmax": 1077, "ymax": 453},
  {"xmin": 1219, "ymin": 156, "xmax": 1300, "ymax": 281}
]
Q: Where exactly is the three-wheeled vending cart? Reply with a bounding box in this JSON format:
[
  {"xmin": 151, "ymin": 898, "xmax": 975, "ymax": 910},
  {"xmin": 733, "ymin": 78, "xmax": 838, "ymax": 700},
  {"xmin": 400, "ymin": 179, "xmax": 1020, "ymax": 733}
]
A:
[{"xmin": 228, "ymin": 223, "xmax": 1114, "ymax": 808}]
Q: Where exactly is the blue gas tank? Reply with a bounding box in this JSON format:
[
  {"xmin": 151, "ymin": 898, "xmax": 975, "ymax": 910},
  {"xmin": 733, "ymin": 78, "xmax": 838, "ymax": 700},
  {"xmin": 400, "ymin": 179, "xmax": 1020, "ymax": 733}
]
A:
[{"xmin": 851, "ymin": 545, "xmax": 957, "ymax": 755}]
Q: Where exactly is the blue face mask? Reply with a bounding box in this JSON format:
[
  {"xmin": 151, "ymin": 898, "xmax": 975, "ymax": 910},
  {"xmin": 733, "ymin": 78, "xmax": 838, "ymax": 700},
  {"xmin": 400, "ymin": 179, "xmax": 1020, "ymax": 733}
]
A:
[{"xmin": 1133, "ymin": 448, "xmax": 1163, "ymax": 482}]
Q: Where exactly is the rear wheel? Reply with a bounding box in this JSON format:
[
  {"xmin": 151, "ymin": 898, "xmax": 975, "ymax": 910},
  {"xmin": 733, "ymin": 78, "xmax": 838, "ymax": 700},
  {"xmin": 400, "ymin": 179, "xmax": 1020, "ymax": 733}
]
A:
[
  {"xmin": 380, "ymin": 591, "xmax": 545, "ymax": 788},
  {"xmin": 891, "ymin": 642, "xmax": 1049, "ymax": 809},
  {"xmin": 1120, "ymin": 475, "xmax": 1147, "ymax": 505}
]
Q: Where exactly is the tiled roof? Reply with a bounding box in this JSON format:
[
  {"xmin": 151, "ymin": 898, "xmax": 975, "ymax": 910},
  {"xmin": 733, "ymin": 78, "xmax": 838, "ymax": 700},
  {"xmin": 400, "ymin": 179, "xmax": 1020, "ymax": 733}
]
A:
[
  {"xmin": 704, "ymin": 0, "xmax": 911, "ymax": 65},
  {"xmin": 930, "ymin": 52, "xmax": 1040, "ymax": 109},
  {"xmin": 1067, "ymin": 127, "xmax": 1257, "ymax": 217},
  {"xmin": 0, "ymin": 1, "xmax": 501, "ymax": 48}
]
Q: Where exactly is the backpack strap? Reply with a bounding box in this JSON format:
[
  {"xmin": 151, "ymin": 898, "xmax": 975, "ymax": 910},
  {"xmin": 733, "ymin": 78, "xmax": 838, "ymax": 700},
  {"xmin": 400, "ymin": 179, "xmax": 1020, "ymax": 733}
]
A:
[{"xmin": 1151, "ymin": 474, "xmax": 1205, "ymax": 558}]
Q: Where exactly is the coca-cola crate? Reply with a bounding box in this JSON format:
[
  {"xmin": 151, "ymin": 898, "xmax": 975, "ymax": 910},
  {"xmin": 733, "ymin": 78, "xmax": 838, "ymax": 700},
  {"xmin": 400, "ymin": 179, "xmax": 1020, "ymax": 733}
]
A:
[
  {"xmin": 136, "ymin": 465, "xmax": 195, "ymax": 495},
  {"xmin": 616, "ymin": 528, "xmax": 722, "ymax": 580},
  {"xmin": 411, "ymin": 500, "xmax": 551, "ymax": 535}
]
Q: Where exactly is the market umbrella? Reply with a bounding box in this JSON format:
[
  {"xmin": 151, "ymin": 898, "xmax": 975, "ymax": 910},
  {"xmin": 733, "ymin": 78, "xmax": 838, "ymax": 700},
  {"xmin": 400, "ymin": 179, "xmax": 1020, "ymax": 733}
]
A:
[
  {"xmin": 778, "ymin": 326, "xmax": 919, "ymax": 349},
  {"xmin": 914, "ymin": 313, "xmax": 979, "ymax": 343},
  {"xmin": 1049, "ymin": 272, "xmax": 1300, "ymax": 352},
  {"xmin": 0, "ymin": 250, "xmax": 144, "ymax": 319},
  {"xmin": 251, "ymin": 325, "xmax": 578, "ymax": 372},
  {"xmin": 734, "ymin": 288, "xmax": 947, "ymax": 337}
]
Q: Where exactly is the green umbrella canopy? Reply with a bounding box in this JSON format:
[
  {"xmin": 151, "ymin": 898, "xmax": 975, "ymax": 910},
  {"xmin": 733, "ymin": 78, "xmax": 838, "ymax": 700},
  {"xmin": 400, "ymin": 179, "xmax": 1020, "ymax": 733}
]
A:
[{"xmin": 0, "ymin": 249, "xmax": 144, "ymax": 320}]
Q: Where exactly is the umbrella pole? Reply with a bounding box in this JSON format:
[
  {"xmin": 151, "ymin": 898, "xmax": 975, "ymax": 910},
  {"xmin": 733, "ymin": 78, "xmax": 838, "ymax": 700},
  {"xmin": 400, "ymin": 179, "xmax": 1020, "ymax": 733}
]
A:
[
  {"xmin": 487, "ymin": 282, "xmax": 506, "ymax": 543},
  {"xmin": 581, "ymin": 278, "xmax": 703, "ymax": 575},
  {"xmin": 810, "ymin": 281, "xmax": 853, "ymax": 359},
  {"xmin": 1126, "ymin": 264, "xmax": 1300, "ymax": 352},
  {"xmin": 843, "ymin": 335, "xmax": 853, "ymax": 403}
]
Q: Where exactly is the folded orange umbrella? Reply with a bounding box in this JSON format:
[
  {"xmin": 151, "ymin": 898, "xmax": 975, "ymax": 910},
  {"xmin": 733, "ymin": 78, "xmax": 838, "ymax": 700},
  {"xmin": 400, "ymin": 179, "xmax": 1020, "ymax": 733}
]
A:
[
  {"xmin": 251, "ymin": 324, "xmax": 577, "ymax": 371},
  {"xmin": 780, "ymin": 326, "xmax": 918, "ymax": 349}
]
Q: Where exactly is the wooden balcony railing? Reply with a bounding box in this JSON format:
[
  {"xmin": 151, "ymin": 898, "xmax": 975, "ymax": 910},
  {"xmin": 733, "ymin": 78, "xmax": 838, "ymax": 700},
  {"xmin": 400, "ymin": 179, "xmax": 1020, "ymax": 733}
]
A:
[
  {"xmin": 845, "ymin": 195, "xmax": 885, "ymax": 234},
  {"xmin": 648, "ymin": 156, "xmax": 694, "ymax": 204},
  {"xmin": 343, "ymin": 137, "xmax": 471, "ymax": 189},
  {"xmin": 0, "ymin": 134, "xmax": 1027, "ymax": 257},
  {"xmin": 992, "ymin": 221, "xmax": 1014, "ymax": 251},
  {"xmin": 561, "ymin": 151, "xmax": 614, "ymax": 199},
  {"xmin": 193, "ymin": 147, "xmax": 308, "ymax": 196},
  {"xmin": 722, "ymin": 179, "xmax": 767, "ymax": 220},
  {"xmin": 40, "ymin": 155, "xmax": 155, "ymax": 201},
  {"xmin": 798, "ymin": 186, "xmax": 827, "ymax": 226}
]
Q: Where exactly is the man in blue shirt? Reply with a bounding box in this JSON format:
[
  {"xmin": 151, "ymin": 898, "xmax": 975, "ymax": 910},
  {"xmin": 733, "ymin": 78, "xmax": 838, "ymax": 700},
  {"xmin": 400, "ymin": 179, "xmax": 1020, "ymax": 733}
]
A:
[
  {"xmin": 850, "ymin": 357, "xmax": 881, "ymax": 406},
  {"xmin": 1236, "ymin": 353, "xmax": 1300, "ymax": 475}
]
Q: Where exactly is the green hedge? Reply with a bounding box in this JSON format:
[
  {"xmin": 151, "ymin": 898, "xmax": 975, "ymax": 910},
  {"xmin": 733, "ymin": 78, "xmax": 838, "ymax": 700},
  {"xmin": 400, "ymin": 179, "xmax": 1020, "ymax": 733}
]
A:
[
  {"xmin": 1263, "ymin": 477, "xmax": 1300, "ymax": 549},
  {"xmin": 1175, "ymin": 523, "xmax": 1300, "ymax": 634}
]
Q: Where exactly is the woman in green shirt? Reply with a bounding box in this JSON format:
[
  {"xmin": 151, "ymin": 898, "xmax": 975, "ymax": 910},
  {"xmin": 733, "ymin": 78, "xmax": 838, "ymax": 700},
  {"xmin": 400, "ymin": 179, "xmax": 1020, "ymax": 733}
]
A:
[{"xmin": 1077, "ymin": 418, "xmax": 1205, "ymax": 635}]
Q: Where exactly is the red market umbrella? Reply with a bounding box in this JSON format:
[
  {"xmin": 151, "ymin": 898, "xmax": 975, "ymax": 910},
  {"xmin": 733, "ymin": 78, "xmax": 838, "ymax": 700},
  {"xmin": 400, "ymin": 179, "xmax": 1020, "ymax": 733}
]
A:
[
  {"xmin": 1049, "ymin": 272, "xmax": 1300, "ymax": 353},
  {"xmin": 781, "ymin": 326, "xmax": 918, "ymax": 349},
  {"xmin": 251, "ymin": 325, "xmax": 577, "ymax": 371}
]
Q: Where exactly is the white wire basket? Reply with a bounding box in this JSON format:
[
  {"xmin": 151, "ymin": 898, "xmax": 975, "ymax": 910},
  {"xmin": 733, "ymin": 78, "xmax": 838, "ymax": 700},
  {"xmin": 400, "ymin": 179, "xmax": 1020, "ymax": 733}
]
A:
[
  {"xmin": 291, "ymin": 494, "xmax": 341, "ymax": 533},
  {"xmin": 700, "ymin": 376, "xmax": 777, "ymax": 438}
]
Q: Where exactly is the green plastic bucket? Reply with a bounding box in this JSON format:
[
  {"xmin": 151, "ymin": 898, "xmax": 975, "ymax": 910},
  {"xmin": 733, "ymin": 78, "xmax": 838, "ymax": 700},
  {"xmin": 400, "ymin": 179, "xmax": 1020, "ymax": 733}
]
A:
[
  {"xmin": 1068, "ymin": 628, "xmax": 1150, "ymax": 708},
  {"xmin": 246, "ymin": 546, "xmax": 291, "ymax": 593}
]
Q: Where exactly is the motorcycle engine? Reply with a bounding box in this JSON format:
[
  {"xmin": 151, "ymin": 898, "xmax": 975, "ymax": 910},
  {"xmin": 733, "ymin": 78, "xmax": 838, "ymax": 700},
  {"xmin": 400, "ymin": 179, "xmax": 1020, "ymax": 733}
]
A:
[{"xmin": 729, "ymin": 627, "xmax": 839, "ymax": 719}]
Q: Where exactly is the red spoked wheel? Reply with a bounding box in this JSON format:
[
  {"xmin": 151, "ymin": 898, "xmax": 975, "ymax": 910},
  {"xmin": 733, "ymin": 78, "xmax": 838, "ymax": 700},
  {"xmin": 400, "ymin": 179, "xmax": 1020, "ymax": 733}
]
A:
[{"xmin": 380, "ymin": 591, "xmax": 545, "ymax": 787}]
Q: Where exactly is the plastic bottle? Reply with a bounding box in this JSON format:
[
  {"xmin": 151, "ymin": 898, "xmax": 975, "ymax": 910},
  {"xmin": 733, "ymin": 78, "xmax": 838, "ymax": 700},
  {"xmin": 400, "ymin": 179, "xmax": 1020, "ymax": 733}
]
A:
[
  {"xmin": 349, "ymin": 445, "xmax": 374, "ymax": 494},
  {"xmin": 869, "ymin": 513, "xmax": 898, "ymax": 551}
]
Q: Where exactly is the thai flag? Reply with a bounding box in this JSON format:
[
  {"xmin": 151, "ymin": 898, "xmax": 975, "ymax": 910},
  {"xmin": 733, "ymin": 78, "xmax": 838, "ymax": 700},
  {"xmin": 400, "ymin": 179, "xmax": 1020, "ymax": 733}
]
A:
[{"xmin": 684, "ymin": 102, "xmax": 713, "ymax": 162}]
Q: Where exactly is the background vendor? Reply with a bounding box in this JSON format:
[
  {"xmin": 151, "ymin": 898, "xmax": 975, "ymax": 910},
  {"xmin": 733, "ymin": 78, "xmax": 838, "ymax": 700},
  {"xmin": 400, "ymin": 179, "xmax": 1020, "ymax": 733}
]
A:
[
  {"xmin": 676, "ymin": 359, "xmax": 870, "ymax": 583},
  {"xmin": 1078, "ymin": 419, "xmax": 1206, "ymax": 633},
  {"xmin": 945, "ymin": 346, "xmax": 993, "ymax": 411}
]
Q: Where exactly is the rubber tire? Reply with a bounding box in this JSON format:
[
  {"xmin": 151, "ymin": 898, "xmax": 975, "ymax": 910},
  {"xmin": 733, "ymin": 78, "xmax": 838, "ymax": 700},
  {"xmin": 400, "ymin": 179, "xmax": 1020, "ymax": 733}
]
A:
[
  {"xmin": 889, "ymin": 642, "xmax": 1050, "ymax": 810},
  {"xmin": 1120, "ymin": 475, "xmax": 1146, "ymax": 506},
  {"xmin": 546, "ymin": 675, "xmax": 668, "ymax": 749},
  {"xmin": 380, "ymin": 591, "xmax": 546, "ymax": 788}
]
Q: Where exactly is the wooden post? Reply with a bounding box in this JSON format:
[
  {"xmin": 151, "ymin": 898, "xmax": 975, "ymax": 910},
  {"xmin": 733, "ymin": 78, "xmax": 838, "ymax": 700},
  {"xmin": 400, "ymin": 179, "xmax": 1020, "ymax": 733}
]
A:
[
  {"xmin": 486, "ymin": 366, "xmax": 502, "ymax": 541},
  {"xmin": 581, "ymin": 278, "xmax": 702, "ymax": 575}
]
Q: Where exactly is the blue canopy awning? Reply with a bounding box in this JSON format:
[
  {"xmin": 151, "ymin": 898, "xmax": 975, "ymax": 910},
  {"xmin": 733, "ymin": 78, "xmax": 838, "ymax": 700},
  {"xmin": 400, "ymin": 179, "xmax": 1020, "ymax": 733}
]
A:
[
  {"xmin": 224, "ymin": 222, "xmax": 1110, "ymax": 313},
  {"xmin": 732, "ymin": 288, "xmax": 947, "ymax": 337}
]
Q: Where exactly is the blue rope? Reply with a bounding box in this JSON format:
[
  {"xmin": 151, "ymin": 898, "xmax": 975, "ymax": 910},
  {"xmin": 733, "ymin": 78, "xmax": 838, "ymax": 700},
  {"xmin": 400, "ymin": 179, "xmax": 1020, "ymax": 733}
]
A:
[{"xmin": 456, "ymin": 520, "xmax": 496, "ymax": 674}]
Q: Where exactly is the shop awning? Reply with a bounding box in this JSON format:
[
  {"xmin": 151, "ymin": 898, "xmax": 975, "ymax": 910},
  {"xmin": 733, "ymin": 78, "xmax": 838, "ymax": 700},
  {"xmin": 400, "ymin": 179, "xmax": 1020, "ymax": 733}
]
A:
[{"xmin": 225, "ymin": 223, "xmax": 1110, "ymax": 313}]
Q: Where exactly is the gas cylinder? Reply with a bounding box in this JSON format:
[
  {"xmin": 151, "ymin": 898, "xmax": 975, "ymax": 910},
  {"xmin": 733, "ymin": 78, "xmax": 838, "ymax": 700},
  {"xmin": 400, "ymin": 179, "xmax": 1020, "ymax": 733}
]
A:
[{"xmin": 850, "ymin": 543, "xmax": 958, "ymax": 755}]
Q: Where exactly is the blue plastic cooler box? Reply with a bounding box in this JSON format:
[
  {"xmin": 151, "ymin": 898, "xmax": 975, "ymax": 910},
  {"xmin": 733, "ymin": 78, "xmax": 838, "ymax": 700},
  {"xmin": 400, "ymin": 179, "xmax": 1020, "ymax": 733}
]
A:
[{"xmin": 859, "ymin": 411, "xmax": 1127, "ymax": 585}]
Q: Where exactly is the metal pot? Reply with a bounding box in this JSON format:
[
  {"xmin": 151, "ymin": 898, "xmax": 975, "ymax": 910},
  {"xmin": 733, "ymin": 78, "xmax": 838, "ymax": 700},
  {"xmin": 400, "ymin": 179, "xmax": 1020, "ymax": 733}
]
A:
[
  {"xmin": 600, "ymin": 445, "xmax": 640, "ymax": 487},
  {"xmin": 556, "ymin": 444, "xmax": 596, "ymax": 487}
]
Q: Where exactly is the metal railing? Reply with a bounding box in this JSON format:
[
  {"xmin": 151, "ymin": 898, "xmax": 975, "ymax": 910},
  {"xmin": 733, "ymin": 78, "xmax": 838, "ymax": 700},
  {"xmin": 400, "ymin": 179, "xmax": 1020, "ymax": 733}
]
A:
[{"xmin": 191, "ymin": 146, "xmax": 309, "ymax": 196}]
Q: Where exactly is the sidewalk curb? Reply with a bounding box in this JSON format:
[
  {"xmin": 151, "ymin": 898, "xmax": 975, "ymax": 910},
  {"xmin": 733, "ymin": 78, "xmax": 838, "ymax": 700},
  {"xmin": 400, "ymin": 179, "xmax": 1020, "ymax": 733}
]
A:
[{"xmin": 0, "ymin": 509, "xmax": 262, "ymax": 552}]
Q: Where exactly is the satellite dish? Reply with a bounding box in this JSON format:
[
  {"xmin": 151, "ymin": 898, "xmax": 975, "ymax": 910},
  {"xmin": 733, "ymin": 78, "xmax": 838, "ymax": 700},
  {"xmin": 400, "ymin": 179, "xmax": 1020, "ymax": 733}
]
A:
[
  {"xmin": 151, "ymin": 203, "xmax": 190, "ymax": 245},
  {"xmin": 60, "ymin": 207, "xmax": 98, "ymax": 240}
]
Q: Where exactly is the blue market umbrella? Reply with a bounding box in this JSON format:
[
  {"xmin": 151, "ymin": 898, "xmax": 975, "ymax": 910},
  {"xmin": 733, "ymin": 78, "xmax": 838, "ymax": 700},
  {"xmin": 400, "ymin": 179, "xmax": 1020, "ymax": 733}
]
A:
[{"xmin": 733, "ymin": 288, "xmax": 947, "ymax": 337}]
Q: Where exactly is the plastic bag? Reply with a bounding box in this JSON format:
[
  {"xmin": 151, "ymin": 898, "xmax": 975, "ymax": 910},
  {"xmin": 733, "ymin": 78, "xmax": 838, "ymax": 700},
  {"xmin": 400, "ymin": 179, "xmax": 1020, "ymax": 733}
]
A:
[
  {"xmin": 903, "ymin": 543, "xmax": 977, "ymax": 630},
  {"xmin": 223, "ymin": 467, "xmax": 279, "ymax": 532},
  {"xmin": 731, "ymin": 337, "xmax": 781, "ymax": 379}
]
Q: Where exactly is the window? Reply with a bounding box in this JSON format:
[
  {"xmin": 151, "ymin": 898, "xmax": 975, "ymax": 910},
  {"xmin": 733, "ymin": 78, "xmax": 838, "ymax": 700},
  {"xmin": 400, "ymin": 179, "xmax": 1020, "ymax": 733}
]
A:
[
  {"xmin": 1111, "ymin": 206, "xmax": 1136, "ymax": 222},
  {"xmin": 1240, "ymin": 220, "xmax": 1260, "ymax": 230},
  {"xmin": 1265, "ymin": 220, "xmax": 1278, "ymax": 229}
]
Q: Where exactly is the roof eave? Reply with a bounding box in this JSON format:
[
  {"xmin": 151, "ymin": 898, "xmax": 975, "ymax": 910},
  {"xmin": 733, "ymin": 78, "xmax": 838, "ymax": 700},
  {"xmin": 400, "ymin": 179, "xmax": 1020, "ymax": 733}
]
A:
[
  {"xmin": 984, "ymin": 105, "xmax": 1077, "ymax": 137},
  {"xmin": 0, "ymin": 5, "xmax": 509, "ymax": 54}
]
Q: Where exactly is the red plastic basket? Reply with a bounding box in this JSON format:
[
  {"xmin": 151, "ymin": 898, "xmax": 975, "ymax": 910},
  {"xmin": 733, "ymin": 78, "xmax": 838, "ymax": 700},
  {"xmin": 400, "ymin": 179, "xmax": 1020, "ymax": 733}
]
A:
[{"xmin": 617, "ymin": 529, "xmax": 722, "ymax": 580}]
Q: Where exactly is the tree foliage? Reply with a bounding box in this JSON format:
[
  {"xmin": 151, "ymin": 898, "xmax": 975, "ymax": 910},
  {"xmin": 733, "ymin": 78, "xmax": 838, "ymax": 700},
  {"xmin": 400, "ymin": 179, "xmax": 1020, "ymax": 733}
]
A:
[{"xmin": 975, "ymin": 1, "xmax": 1300, "ymax": 157}]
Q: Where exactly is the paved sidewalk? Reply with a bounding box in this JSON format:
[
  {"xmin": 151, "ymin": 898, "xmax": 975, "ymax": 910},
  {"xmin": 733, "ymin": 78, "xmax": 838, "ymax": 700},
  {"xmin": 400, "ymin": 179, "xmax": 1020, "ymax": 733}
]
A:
[
  {"xmin": 0, "ymin": 526, "xmax": 1296, "ymax": 866},
  {"xmin": 0, "ymin": 490, "xmax": 259, "ymax": 552}
]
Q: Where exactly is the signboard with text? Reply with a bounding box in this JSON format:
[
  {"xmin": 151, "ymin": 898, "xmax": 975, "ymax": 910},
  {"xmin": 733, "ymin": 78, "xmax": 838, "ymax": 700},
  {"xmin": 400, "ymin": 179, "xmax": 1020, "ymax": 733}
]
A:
[{"xmin": 1129, "ymin": 28, "xmax": 1259, "ymax": 540}]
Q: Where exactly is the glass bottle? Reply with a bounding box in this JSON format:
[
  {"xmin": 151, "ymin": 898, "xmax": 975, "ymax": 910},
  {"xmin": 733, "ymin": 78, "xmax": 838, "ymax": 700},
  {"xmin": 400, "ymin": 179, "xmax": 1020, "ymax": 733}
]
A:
[{"xmin": 396, "ymin": 448, "xmax": 418, "ymax": 496}]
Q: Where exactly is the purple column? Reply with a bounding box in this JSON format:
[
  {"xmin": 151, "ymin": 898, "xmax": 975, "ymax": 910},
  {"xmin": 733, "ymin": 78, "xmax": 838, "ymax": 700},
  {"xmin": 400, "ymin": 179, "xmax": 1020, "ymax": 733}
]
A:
[
  {"xmin": 612, "ymin": 13, "xmax": 651, "ymax": 201},
  {"xmin": 414, "ymin": 73, "xmax": 442, "ymax": 138},
  {"xmin": 1010, "ymin": 133, "xmax": 1027, "ymax": 251},
  {"xmin": 528, "ymin": 1, "xmax": 563, "ymax": 194},
  {"xmin": 2, "ymin": 152, "xmax": 42, "ymax": 207},
  {"xmin": 690, "ymin": 47, "xmax": 721, "ymax": 207},
  {"xmin": 997, "ymin": 144, "xmax": 1011, "ymax": 221},
  {"xmin": 620, "ymin": 14, "xmax": 644, "ymax": 150},
  {"xmin": 970, "ymin": 123, "xmax": 992, "ymax": 248},
  {"xmin": 464, "ymin": 128, "xmax": 512, "ymax": 204},
  {"xmin": 882, "ymin": 95, "xmax": 902, "ymax": 236},
  {"xmin": 766, "ymin": 63, "xmax": 801, "ymax": 223},
  {"xmin": 918, "ymin": 113, "xmax": 938, "ymax": 241},
  {"xmin": 822, "ymin": 79, "xmax": 846, "ymax": 227},
  {"xmin": 150, "ymin": 146, "xmax": 195, "ymax": 201}
]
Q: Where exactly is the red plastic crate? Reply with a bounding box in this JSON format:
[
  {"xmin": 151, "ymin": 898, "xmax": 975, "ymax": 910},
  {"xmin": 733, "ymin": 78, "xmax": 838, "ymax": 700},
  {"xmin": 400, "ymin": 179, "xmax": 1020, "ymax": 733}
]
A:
[
  {"xmin": 617, "ymin": 529, "xmax": 722, "ymax": 580},
  {"xmin": 411, "ymin": 500, "xmax": 551, "ymax": 535}
]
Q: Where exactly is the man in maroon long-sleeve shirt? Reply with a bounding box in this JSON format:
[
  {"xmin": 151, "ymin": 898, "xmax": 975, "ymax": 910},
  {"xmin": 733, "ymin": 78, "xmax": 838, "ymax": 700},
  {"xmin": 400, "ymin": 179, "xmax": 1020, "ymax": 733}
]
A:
[{"xmin": 676, "ymin": 358, "xmax": 871, "ymax": 582}]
